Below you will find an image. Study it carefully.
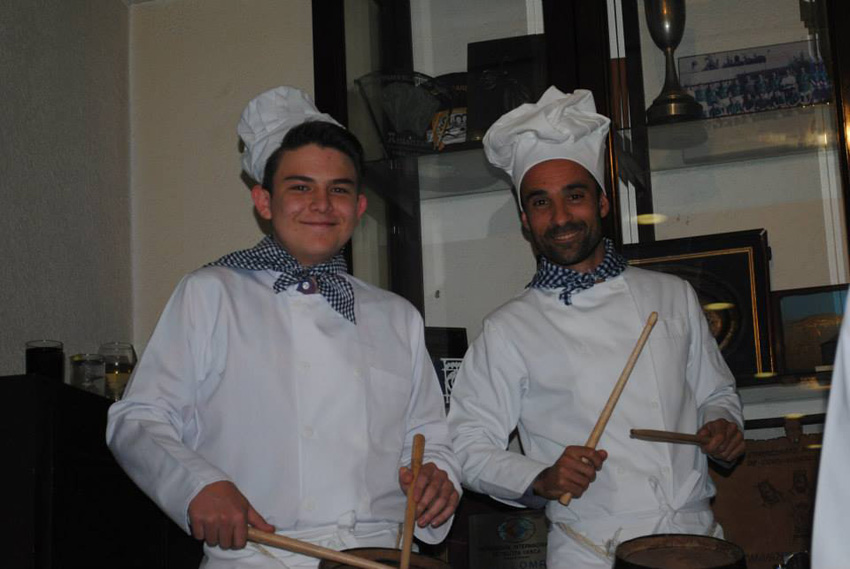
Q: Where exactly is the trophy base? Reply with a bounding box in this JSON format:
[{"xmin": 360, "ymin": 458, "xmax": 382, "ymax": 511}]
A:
[{"xmin": 646, "ymin": 93, "xmax": 703, "ymax": 125}]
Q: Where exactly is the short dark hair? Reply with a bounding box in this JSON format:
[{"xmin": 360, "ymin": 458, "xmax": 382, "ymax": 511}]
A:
[{"xmin": 261, "ymin": 120, "xmax": 365, "ymax": 192}]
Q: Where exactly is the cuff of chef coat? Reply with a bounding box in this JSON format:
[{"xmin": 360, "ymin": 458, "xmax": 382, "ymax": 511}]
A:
[
  {"xmin": 478, "ymin": 458, "xmax": 549, "ymax": 509},
  {"xmin": 516, "ymin": 482, "xmax": 549, "ymax": 509},
  {"xmin": 413, "ymin": 485, "xmax": 463, "ymax": 544},
  {"xmin": 414, "ymin": 513, "xmax": 455, "ymax": 544},
  {"xmin": 179, "ymin": 473, "xmax": 233, "ymax": 534},
  {"xmin": 702, "ymin": 407, "xmax": 744, "ymax": 431}
]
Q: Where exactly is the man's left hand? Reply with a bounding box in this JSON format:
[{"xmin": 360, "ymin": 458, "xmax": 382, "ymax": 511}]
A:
[
  {"xmin": 398, "ymin": 462, "xmax": 460, "ymax": 529},
  {"xmin": 698, "ymin": 419, "xmax": 745, "ymax": 463}
]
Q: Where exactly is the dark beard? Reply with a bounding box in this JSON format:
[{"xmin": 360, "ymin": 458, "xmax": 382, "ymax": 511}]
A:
[{"xmin": 533, "ymin": 220, "xmax": 604, "ymax": 270}]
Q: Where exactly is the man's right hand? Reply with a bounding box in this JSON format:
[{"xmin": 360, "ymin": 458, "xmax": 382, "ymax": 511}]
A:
[
  {"xmin": 531, "ymin": 446, "xmax": 607, "ymax": 501},
  {"xmin": 188, "ymin": 480, "xmax": 275, "ymax": 549}
]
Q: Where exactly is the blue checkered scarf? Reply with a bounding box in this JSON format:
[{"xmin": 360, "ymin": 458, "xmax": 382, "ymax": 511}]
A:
[
  {"xmin": 207, "ymin": 236, "xmax": 356, "ymax": 324},
  {"xmin": 528, "ymin": 238, "xmax": 628, "ymax": 305}
]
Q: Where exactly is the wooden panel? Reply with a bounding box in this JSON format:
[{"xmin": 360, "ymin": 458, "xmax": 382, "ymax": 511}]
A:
[{"xmin": 1, "ymin": 375, "xmax": 203, "ymax": 568}]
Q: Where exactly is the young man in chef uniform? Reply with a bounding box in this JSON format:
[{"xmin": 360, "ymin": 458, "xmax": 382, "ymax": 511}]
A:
[
  {"xmin": 447, "ymin": 87, "xmax": 745, "ymax": 568},
  {"xmin": 107, "ymin": 86, "xmax": 460, "ymax": 569}
]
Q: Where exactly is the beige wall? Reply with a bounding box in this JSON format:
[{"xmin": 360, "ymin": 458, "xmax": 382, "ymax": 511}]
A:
[
  {"xmin": 130, "ymin": 0, "xmax": 314, "ymax": 349},
  {"xmin": 0, "ymin": 0, "xmax": 315, "ymax": 375},
  {"xmin": 0, "ymin": 0, "xmax": 130, "ymax": 375}
]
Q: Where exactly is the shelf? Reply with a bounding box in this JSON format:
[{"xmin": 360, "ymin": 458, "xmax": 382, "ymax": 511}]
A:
[
  {"xmin": 416, "ymin": 148, "xmax": 510, "ymax": 200},
  {"xmin": 365, "ymin": 146, "xmax": 511, "ymax": 210},
  {"xmin": 739, "ymin": 373, "xmax": 830, "ymax": 424},
  {"xmin": 622, "ymin": 103, "xmax": 838, "ymax": 172}
]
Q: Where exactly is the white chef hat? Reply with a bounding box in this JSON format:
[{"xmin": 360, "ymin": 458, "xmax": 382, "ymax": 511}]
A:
[
  {"xmin": 238, "ymin": 86, "xmax": 342, "ymax": 184},
  {"xmin": 482, "ymin": 87, "xmax": 610, "ymax": 205}
]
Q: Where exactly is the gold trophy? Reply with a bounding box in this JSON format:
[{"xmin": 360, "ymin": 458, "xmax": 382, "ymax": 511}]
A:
[{"xmin": 644, "ymin": 0, "xmax": 702, "ymax": 124}]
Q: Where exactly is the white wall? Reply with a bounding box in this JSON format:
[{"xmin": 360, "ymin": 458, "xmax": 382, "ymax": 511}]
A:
[
  {"xmin": 0, "ymin": 0, "xmax": 130, "ymax": 375},
  {"xmin": 411, "ymin": 0, "xmax": 535, "ymax": 76},
  {"xmin": 422, "ymin": 191, "xmax": 536, "ymax": 339},
  {"xmin": 130, "ymin": 0, "xmax": 314, "ymax": 350}
]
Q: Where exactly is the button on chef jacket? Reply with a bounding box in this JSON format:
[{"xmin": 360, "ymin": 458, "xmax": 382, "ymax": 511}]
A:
[
  {"xmin": 448, "ymin": 267, "xmax": 743, "ymax": 568},
  {"xmin": 107, "ymin": 266, "xmax": 460, "ymax": 567}
]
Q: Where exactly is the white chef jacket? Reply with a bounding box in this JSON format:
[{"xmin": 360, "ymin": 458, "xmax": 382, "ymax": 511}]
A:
[
  {"xmin": 812, "ymin": 295, "xmax": 850, "ymax": 569},
  {"xmin": 107, "ymin": 266, "xmax": 460, "ymax": 568},
  {"xmin": 448, "ymin": 266, "xmax": 743, "ymax": 568}
]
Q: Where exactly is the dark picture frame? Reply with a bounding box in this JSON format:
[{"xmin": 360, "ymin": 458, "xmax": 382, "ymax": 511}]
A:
[
  {"xmin": 424, "ymin": 327, "xmax": 469, "ymax": 411},
  {"xmin": 466, "ymin": 34, "xmax": 548, "ymax": 142},
  {"xmin": 771, "ymin": 284, "xmax": 848, "ymax": 374},
  {"xmin": 622, "ymin": 229, "xmax": 774, "ymax": 386}
]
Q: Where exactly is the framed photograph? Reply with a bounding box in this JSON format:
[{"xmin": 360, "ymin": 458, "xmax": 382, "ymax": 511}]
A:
[
  {"xmin": 622, "ymin": 229, "xmax": 774, "ymax": 386},
  {"xmin": 425, "ymin": 327, "xmax": 468, "ymax": 411},
  {"xmin": 430, "ymin": 72, "xmax": 469, "ymax": 148},
  {"xmin": 678, "ymin": 40, "xmax": 831, "ymax": 119},
  {"xmin": 771, "ymin": 285, "xmax": 848, "ymax": 374}
]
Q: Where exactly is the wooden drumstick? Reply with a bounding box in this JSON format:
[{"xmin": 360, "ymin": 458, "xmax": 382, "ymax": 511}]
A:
[
  {"xmin": 630, "ymin": 428, "xmax": 709, "ymax": 446},
  {"xmin": 400, "ymin": 434, "xmax": 425, "ymax": 569},
  {"xmin": 558, "ymin": 311, "xmax": 659, "ymax": 506},
  {"xmin": 246, "ymin": 528, "xmax": 396, "ymax": 569}
]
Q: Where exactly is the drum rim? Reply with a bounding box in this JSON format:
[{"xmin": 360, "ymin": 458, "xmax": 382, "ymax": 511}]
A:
[
  {"xmin": 615, "ymin": 533, "xmax": 745, "ymax": 569},
  {"xmin": 617, "ymin": 533, "xmax": 744, "ymax": 551},
  {"xmin": 317, "ymin": 547, "xmax": 451, "ymax": 569}
]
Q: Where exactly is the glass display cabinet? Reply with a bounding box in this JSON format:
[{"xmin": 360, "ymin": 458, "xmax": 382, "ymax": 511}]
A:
[
  {"xmin": 314, "ymin": 0, "xmax": 611, "ymax": 341},
  {"xmin": 311, "ymin": 1, "xmax": 849, "ymax": 566},
  {"xmin": 313, "ymin": 0, "xmax": 850, "ymax": 391},
  {"xmin": 607, "ymin": 0, "xmax": 850, "ymax": 389}
]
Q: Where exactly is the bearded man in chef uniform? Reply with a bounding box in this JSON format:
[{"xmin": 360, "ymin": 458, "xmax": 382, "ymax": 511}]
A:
[
  {"xmin": 447, "ymin": 87, "xmax": 745, "ymax": 569},
  {"xmin": 107, "ymin": 86, "xmax": 460, "ymax": 569}
]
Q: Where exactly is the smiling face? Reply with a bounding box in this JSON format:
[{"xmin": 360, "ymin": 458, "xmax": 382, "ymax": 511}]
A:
[
  {"xmin": 520, "ymin": 159, "xmax": 609, "ymax": 273},
  {"xmin": 251, "ymin": 143, "xmax": 367, "ymax": 266}
]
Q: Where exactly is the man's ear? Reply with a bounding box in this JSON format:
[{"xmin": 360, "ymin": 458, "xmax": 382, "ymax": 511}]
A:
[
  {"xmin": 251, "ymin": 185, "xmax": 273, "ymax": 221},
  {"xmin": 520, "ymin": 210, "xmax": 531, "ymax": 233},
  {"xmin": 356, "ymin": 192, "xmax": 368, "ymax": 220},
  {"xmin": 598, "ymin": 190, "xmax": 610, "ymax": 219}
]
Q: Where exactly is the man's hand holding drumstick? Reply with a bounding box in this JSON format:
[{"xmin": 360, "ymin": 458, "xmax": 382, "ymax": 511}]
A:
[
  {"xmin": 532, "ymin": 312, "xmax": 658, "ymax": 504},
  {"xmin": 531, "ymin": 446, "xmax": 608, "ymax": 500},
  {"xmin": 697, "ymin": 418, "xmax": 746, "ymax": 463},
  {"xmin": 631, "ymin": 420, "xmax": 745, "ymax": 464},
  {"xmin": 398, "ymin": 445, "xmax": 460, "ymax": 529}
]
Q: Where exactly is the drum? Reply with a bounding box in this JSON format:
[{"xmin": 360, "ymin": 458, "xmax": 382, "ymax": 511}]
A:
[
  {"xmin": 318, "ymin": 548, "xmax": 451, "ymax": 569},
  {"xmin": 614, "ymin": 534, "xmax": 746, "ymax": 569}
]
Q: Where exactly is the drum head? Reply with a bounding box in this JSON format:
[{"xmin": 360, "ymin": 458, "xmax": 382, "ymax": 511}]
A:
[
  {"xmin": 614, "ymin": 534, "xmax": 746, "ymax": 569},
  {"xmin": 318, "ymin": 548, "xmax": 451, "ymax": 569}
]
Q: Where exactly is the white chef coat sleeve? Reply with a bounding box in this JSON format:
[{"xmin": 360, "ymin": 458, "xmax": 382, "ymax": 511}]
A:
[
  {"xmin": 106, "ymin": 274, "xmax": 230, "ymax": 533},
  {"xmin": 812, "ymin": 295, "xmax": 850, "ymax": 569},
  {"xmin": 402, "ymin": 309, "xmax": 463, "ymax": 543},
  {"xmin": 448, "ymin": 318, "xmax": 549, "ymax": 502},
  {"xmin": 682, "ymin": 282, "xmax": 744, "ymax": 430}
]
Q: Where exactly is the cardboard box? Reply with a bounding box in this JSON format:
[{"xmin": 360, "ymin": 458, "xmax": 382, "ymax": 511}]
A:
[{"xmin": 710, "ymin": 420, "xmax": 821, "ymax": 569}]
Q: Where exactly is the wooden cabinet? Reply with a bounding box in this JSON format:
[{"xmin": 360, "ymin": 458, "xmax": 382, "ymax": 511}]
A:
[{"xmin": 3, "ymin": 375, "xmax": 202, "ymax": 569}]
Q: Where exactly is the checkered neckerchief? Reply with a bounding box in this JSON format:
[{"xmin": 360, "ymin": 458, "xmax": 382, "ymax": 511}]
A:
[
  {"xmin": 528, "ymin": 238, "xmax": 628, "ymax": 306},
  {"xmin": 207, "ymin": 236, "xmax": 356, "ymax": 323}
]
